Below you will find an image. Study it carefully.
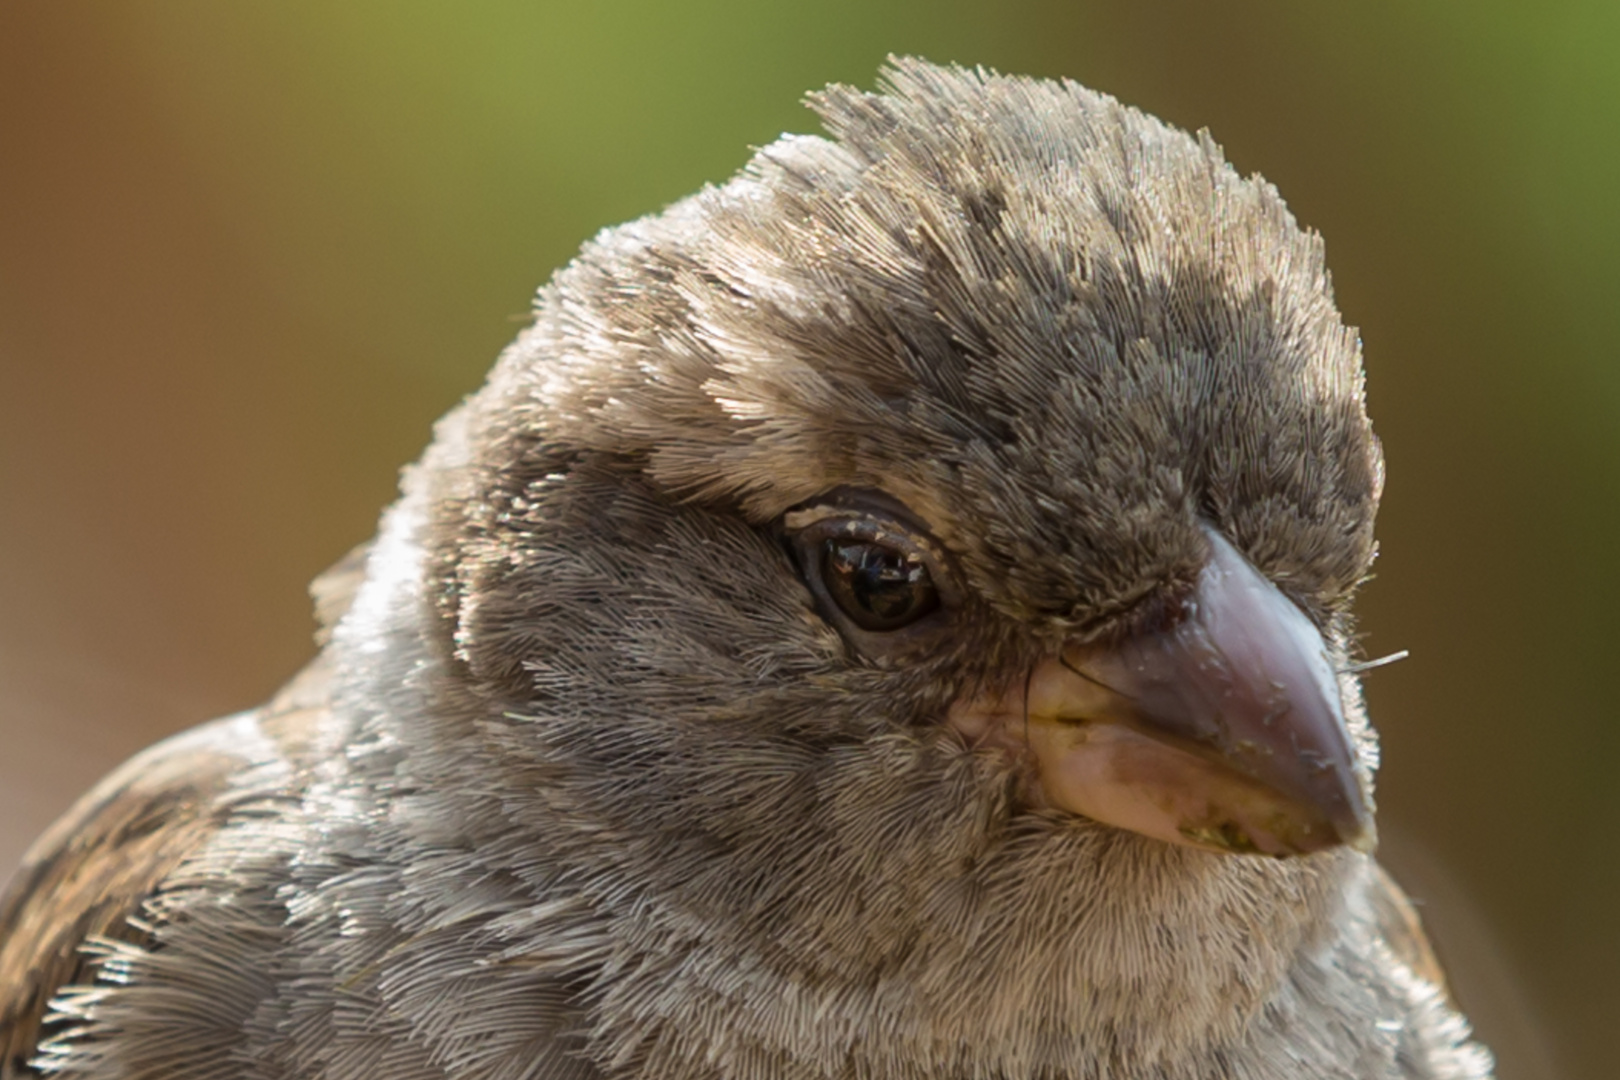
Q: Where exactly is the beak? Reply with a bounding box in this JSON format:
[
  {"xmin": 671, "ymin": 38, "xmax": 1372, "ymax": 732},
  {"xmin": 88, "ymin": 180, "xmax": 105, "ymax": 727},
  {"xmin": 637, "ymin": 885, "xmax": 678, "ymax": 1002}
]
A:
[{"xmin": 987, "ymin": 529, "xmax": 1374, "ymax": 857}]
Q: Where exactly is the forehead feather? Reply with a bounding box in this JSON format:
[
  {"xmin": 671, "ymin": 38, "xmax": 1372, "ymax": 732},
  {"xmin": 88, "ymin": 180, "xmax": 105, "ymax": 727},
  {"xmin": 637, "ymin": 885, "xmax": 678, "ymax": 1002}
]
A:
[{"xmin": 472, "ymin": 58, "xmax": 1378, "ymax": 619}]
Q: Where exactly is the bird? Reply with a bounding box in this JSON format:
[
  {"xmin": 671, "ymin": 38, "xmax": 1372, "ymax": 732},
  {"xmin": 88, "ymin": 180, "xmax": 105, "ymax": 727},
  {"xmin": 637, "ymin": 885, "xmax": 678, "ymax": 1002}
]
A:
[{"xmin": 0, "ymin": 58, "xmax": 1493, "ymax": 1080}]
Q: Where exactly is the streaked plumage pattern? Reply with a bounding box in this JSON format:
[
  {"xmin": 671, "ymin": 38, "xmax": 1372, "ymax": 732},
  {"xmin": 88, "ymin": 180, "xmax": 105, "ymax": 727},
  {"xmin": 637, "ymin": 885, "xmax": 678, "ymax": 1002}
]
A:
[{"xmin": 0, "ymin": 60, "xmax": 1491, "ymax": 1079}]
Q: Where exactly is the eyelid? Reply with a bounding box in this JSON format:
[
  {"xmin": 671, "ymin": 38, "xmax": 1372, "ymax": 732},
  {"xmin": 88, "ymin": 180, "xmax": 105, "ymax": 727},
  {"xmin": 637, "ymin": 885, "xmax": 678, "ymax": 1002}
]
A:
[
  {"xmin": 781, "ymin": 487, "xmax": 933, "ymax": 533},
  {"xmin": 787, "ymin": 509, "xmax": 949, "ymax": 569},
  {"xmin": 782, "ymin": 505, "xmax": 857, "ymax": 531}
]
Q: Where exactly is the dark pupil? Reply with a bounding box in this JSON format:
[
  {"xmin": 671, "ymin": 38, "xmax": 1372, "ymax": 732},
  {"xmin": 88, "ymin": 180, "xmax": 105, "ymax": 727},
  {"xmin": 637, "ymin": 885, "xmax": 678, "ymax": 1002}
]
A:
[{"xmin": 822, "ymin": 540, "xmax": 938, "ymax": 631}]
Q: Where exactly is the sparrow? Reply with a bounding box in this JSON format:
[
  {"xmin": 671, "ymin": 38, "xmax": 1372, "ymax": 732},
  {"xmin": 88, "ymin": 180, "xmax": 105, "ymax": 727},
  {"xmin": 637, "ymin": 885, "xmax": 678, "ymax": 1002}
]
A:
[{"xmin": 0, "ymin": 59, "xmax": 1493, "ymax": 1079}]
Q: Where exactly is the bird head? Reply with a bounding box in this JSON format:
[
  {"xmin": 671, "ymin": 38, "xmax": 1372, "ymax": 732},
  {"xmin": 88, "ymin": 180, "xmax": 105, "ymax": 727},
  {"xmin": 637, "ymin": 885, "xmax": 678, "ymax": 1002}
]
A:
[{"xmin": 391, "ymin": 58, "xmax": 1388, "ymax": 1065}]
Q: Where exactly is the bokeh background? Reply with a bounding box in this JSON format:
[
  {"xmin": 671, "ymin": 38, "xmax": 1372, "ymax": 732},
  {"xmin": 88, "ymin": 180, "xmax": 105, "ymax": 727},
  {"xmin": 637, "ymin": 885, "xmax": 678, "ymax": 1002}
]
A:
[{"xmin": 2, "ymin": 2, "xmax": 1615, "ymax": 1076}]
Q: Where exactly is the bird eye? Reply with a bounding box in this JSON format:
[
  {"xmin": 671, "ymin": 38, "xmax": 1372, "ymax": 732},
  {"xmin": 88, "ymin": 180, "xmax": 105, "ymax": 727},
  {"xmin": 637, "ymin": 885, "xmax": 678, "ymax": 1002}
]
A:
[
  {"xmin": 782, "ymin": 492, "xmax": 955, "ymax": 648},
  {"xmin": 821, "ymin": 539, "xmax": 940, "ymax": 632}
]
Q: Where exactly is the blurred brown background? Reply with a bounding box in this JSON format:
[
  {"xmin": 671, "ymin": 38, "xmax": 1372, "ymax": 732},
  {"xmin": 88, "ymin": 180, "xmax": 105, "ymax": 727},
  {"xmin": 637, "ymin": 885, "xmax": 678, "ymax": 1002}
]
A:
[{"xmin": 2, "ymin": 3, "xmax": 1614, "ymax": 1077}]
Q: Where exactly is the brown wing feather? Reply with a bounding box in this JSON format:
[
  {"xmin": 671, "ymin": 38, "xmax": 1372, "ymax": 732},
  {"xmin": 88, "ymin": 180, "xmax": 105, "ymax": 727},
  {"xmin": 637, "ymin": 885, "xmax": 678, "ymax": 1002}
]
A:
[
  {"xmin": 0, "ymin": 715, "xmax": 264, "ymax": 1076},
  {"xmin": 0, "ymin": 546, "xmax": 365, "ymax": 1076}
]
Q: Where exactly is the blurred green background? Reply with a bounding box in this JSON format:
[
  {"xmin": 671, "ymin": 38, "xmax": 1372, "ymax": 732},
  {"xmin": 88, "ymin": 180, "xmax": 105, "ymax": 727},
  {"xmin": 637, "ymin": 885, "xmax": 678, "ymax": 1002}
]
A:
[{"xmin": 1, "ymin": 2, "xmax": 1615, "ymax": 1076}]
